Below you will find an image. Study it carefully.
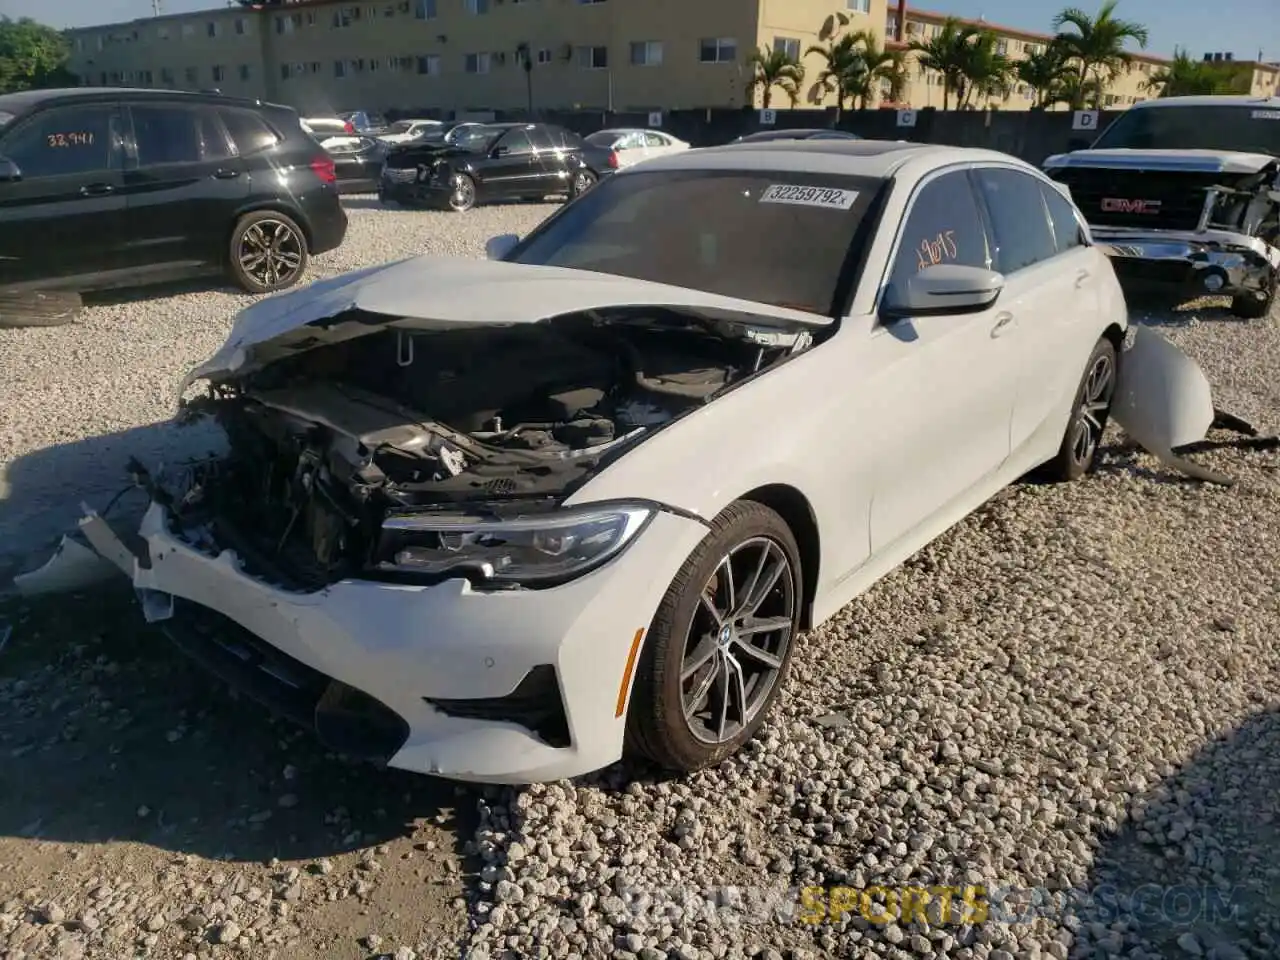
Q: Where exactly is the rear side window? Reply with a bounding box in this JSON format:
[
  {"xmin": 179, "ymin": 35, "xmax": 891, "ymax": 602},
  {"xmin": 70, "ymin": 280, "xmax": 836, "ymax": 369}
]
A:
[
  {"xmin": 131, "ymin": 105, "xmax": 231, "ymax": 165},
  {"xmin": 973, "ymin": 167, "xmax": 1058, "ymax": 273},
  {"xmin": 1040, "ymin": 182, "xmax": 1086, "ymax": 253},
  {"xmin": 220, "ymin": 108, "xmax": 280, "ymax": 155},
  {"xmin": 3, "ymin": 105, "xmax": 116, "ymax": 178},
  {"xmin": 555, "ymin": 128, "xmax": 584, "ymax": 149},
  {"xmin": 888, "ymin": 170, "xmax": 990, "ymax": 292},
  {"xmin": 528, "ymin": 126, "xmax": 554, "ymax": 152}
]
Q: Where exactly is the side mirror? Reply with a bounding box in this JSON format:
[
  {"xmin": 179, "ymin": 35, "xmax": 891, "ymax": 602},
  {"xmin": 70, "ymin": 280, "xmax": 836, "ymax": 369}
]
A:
[
  {"xmin": 882, "ymin": 264, "xmax": 1004, "ymax": 319},
  {"xmin": 0, "ymin": 157, "xmax": 21, "ymax": 183},
  {"xmin": 491, "ymin": 145, "xmax": 509, "ymax": 158},
  {"xmin": 485, "ymin": 233, "xmax": 519, "ymax": 260}
]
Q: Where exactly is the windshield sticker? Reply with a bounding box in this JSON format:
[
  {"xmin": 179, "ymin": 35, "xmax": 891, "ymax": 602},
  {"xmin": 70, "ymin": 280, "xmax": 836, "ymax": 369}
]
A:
[
  {"xmin": 1251, "ymin": 110, "xmax": 1280, "ymax": 120},
  {"xmin": 759, "ymin": 184, "xmax": 859, "ymax": 209},
  {"xmin": 916, "ymin": 231, "xmax": 959, "ymax": 271}
]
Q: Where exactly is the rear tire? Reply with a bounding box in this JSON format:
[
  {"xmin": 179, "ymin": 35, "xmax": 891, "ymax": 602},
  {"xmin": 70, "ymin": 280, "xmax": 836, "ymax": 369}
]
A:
[
  {"xmin": 1043, "ymin": 337, "xmax": 1118, "ymax": 482},
  {"xmin": 227, "ymin": 210, "xmax": 309, "ymax": 294},
  {"xmin": 625, "ymin": 500, "xmax": 802, "ymax": 773}
]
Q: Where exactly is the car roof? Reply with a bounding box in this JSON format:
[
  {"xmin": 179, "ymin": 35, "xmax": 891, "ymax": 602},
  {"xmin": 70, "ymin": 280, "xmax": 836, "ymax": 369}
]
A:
[
  {"xmin": 739, "ymin": 128, "xmax": 856, "ymax": 140},
  {"xmin": 0, "ymin": 86, "xmax": 283, "ymax": 116},
  {"xmin": 1130, "ymin": 94, "xmax": 1280, "ymax": 109},
  {"xmin": 627, "ymin": 140, "xmax": 1027, "ymax": 179}
]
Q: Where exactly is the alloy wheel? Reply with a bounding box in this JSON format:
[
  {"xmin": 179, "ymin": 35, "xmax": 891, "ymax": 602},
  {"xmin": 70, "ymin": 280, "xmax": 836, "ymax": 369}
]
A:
[
  {"xmin": 572, "ymin": 171, "xmax": 595, "ymax": 195},
  {"xmin": 1068, "ymin": 350, "xmax": 1115, "ymax": 467},
  {"xmin": 450, "ymin": 175, "xmax": 475, "ymax": 211},
  {"xmin": 680, "ymin": 536, "xmax": 796, "ymax": 745},
  {"xmin": 237, "ymin": 219, "xmax": 304, "ymax": 289}
]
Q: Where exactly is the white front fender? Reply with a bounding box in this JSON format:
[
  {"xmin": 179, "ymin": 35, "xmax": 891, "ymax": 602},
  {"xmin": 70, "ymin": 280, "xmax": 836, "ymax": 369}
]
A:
[{"xmin": 1111, "ymin": 326, "xmax": 1228, "ymax": 484}]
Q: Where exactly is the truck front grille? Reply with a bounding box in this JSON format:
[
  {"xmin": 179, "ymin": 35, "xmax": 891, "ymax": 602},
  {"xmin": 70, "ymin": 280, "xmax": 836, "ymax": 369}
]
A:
[{"xmin": 1046, "ymin": 167, "xmax": 1221, "ymax": 231}]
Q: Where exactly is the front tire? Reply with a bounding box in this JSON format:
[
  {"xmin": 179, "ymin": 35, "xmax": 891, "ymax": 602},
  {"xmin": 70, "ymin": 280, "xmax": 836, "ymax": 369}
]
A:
[
  {"xmin": 446, "ymin": 173, "xmax": 477, "ymax": 212},
  {"xmin": 227, "ymin": 211, "xmax": 309, "ymax": 294},
  {"xmin": 625, "ymin": 500, "xmax": 803, "ymax": 773},
  {"xmin": 1044, "ymin": 337, "xmax": 1118, "ymax": 482}
]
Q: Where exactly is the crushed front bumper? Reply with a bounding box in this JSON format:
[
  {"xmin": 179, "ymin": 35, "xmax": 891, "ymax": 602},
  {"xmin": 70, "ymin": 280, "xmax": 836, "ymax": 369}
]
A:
[
  {"xmin": 70, "ymin": 500, "xmax": 709, "ymax": 784},
  {"xmin": 1092, "ymin": 226, "xmax": 1280, "ymax": 299}
]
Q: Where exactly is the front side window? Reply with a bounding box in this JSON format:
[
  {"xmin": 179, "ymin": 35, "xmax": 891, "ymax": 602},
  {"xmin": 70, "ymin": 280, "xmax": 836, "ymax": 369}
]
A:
[
  {"xmin": 509, "ymin": 170, "xmax": 884, "ymax": 315},
  {"xmin": 2, "ymin": 105, "xmax": 116, "ymax": 178},
  {"xmin": 972, "ymin": 167, "xmax": 1057, "ymax": 273},
  {"xmin": 131, "ymin": 105, "xmax": 230, "ymax": 165},
  {"xmin": 1091, "ymin": 105, "xmax": 1280, "ymax": 154},
  {"xmin": 497, "ymin": 129, "xmax": 533, "ymax": 154},
  {"xmin": 887, "ymin": 171, "xmax": 990, "ymax": 293}
]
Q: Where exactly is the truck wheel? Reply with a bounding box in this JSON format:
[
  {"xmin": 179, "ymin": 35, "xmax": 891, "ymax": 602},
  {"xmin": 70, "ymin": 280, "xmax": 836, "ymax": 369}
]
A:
[{"xmin": 1230, "ymin": 283, "xmax": 1275, "ymax": 320}]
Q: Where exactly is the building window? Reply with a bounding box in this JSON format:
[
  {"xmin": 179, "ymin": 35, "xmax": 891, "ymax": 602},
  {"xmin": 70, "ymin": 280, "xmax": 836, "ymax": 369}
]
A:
[
  {"xmin": 699, "ymin": 37, "xmax": 736, "ymax": 63},
  {"xmin": 885, "ymin": 16, "xmax": 897, "ymax": 36},
  {"xmin": 630, "ymin": 41, "xmax": 662, "ymax": 66},
  {"xmin": 139, "ymin": 69, "xmax": 154, "ymax": 85},
  {"xmin": 334, "ymin": 60, "xmax": 347, "ymax": 77},
  {"xmin": 161, "ymin": 67, "xmax": 175, "ymax": 84},
  {"xmin": 415, "ymin": 0, "xmax": 436, "ymax": 18},
  {"xmin": 846, "ymin": 0, "xmax": 870, "ymax": 13},
  {"xmin": 417, "ymin": 54, "xmax": 441, "ymax": 75},
  {"xmin": 996, "ymin": 39, "xmax": 1007, "ymax": 55},
  {"xmin": 773, "ymin": 37, "xmax": 800, "ymax": 61},
  {"xmin": 576, "ymin": 45, "xmax": 608, "ymax": 69},
  {"xmin": 181, "ymin": 23, "xmax": 195, "ymax": 38},
  {"xmin": 212, "ymin": 65, "xmax": 225, "ymax": 82},
  {"xmin": 536, "ymin": 47, "xmax": 552, "ymax": 64},
  {"xmin": 184, "ymin": 66, "xmax": 198, "ymax": 84},
  {"xmin": 464, "ymin": 0, "xmax": 489, "ymax": 13},
  {"xmin": 276, "ymin": 16, "xmax": 291, "ymax": 34},
  {"xmin": 239, "ymin": 64, "xmax": 251, "ymax": 81},
  {"xmin": 234, "ymin": 17, "xmax": 248, "ymax": 35},
  {"xmin": 206, "ymin": 22, "xmax": 219, "ymax": 38},
  {"xmin": 156, "ymin": 26, "xmax": 169, "ymax": 40},
  {"xmin": 579, "ymin": 0, "xmax": 607, "ymax": 4},
  {"xmin": 464, "ymin": 52, "xmax": 491, "ymax": 73}
]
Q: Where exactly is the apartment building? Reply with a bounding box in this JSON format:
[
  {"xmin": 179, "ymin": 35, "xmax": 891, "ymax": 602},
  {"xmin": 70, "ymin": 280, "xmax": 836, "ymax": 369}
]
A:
[
  {"xmin": 1197, "ymin": 55, "xmax": 1280, "ymax": 97},
  {"xmin": 883, "ymin": 6, "xmax": 1168, "ymax": 111},
  {"xmin": 65, "ymin": 0, "xmax": 890, "ymax": 115}
]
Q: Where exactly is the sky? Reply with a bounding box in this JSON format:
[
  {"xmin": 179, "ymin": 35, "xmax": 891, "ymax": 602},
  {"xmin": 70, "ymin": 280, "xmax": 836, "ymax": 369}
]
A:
[{"xmin": 5, "ymin": 0, "xmax": 1280, "ymax": 63}]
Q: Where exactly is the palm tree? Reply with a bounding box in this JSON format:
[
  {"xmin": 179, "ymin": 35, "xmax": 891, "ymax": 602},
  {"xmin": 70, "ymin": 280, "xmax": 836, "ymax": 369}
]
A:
[
  {"xmin": 1052, "ymin": 0, "xmax": 1149, "ymax": 109},
  {"xmin": 957, "ymin": 29, "xmax": 1014, "ymax": 108},
  {"xmin": 805, "ymin": 34, "xmax": 866, "ymax": 119},
  {"xmin": 849, "ymin": 30, "xmax": 908, "ymax": 109},
  {"xmin": 745, "ymin": 47, "xmax": 805, "ymax": 108},
  {"xmin": 908, "ymin": 17, "xmax": 979, "ymax": 110},
  {"xmin": 1143, "ymin": 47, "xmax": 1237, "ymax": 97},
  {"xmin": 1015, "ymin": 39, "xmax": 1074, "ymax": 108}
]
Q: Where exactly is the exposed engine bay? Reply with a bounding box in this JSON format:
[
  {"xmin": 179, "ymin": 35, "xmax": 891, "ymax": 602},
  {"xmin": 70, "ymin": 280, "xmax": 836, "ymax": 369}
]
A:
[{"xmin": 169, "ymin": 308, "xmax": 811, "ymax": 587}]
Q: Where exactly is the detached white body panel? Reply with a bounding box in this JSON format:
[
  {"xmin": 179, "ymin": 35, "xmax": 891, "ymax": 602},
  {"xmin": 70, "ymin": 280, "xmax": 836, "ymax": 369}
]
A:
[{"xmin": 39, "ymin": 141, "xmax": 1223, "ymax": 784}]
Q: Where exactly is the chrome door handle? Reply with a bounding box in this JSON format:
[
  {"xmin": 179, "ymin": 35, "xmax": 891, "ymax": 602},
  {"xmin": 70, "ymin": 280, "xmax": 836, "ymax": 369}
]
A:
[
  {"xmin": 1074, "ymin": 269, "xmax": 1090, "ymax": 288},
  {"xmin": 991, "ymin": 312, "xmax": 1014, "ymax": 337}
]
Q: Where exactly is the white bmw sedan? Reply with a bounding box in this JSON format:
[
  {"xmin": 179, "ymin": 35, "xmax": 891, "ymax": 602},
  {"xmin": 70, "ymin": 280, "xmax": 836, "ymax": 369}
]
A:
[{"xmin": 64, "ymin": 142, "xmax": 1191, "ymax": 784}]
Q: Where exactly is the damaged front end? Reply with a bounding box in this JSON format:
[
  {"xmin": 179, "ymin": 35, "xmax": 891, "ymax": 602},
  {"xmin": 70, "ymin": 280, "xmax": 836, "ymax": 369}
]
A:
[
  {"xmin": 141, "ymin": 304, "xmax": 811, "ymax": 592},
  {"xmin": 1044, "ymin": 150, "xmax": 1280, "ymax": 310}
]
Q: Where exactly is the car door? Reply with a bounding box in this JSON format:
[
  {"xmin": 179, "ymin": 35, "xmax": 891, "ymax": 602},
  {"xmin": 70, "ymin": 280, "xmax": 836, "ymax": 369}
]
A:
[
  {"xmin": 482, "ymin": 127, "xmax": 540, "ymax": 199},
  {"xmin": 526, "ymin": 126, "xmax": 565, "ymax": 197},
  {"xmin": 0, "ymin": 101, "xmax": 128, "ymax": 287},
  {"xmin": 866, "ymin": 169, "xmax": 1020, "ymax": 554},
  {"xmin": 120, "ymin": 102, "xmax": 248, "ymax": 271},
  {"xmin": 971, "ymin": 166, "xmax": 1099, "ymax": 457}
]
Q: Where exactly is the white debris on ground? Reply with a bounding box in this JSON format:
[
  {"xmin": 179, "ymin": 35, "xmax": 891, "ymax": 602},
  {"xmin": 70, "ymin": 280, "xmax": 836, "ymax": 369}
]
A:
[{"xmin": 1, "ymin": 201, "xmax": 1279, "ymax": 960}]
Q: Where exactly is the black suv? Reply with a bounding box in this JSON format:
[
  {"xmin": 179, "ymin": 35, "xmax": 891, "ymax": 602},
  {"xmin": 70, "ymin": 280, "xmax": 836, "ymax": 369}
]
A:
[
  {"xmin": 380, "ymin": 122, "xmax": 617, "ymax": 212},
  {"xmin": 0, "ymin": 88, "xmax": 348, "ymax": 295}
]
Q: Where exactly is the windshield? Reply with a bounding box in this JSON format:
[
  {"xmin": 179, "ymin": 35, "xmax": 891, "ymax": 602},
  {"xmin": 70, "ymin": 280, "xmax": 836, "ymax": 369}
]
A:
[
  {"xmin": 1091, "ymin": 106, "xmax": 1280, "ymax": 155},
  {"xmin": 507, "ymin": 169, "xmax": 884, "ymax": 316}
]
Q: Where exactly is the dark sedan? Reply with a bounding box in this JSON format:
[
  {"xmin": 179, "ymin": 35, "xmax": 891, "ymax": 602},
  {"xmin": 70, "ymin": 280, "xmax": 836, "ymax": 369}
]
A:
[
  {"xmin": 379, "ymin": 122, "xmax": 616, "ymax": 211},
  {"xmin": 732, "ymin": 128, "xmax": 863, "ymax": 144},
  {"xmin": 322, "ymin": 135, "xmax": 388, "ymax": 194}
]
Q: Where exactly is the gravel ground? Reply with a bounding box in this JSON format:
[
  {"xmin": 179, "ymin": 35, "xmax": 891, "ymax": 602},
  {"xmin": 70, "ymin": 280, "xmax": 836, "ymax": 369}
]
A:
[{"xmin": 1, "ymin": 199, "xmax": 1279, "ymax": 960}]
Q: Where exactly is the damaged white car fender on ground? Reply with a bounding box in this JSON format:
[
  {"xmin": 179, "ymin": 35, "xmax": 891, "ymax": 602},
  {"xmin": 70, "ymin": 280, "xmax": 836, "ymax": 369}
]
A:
[{"xmin": 8, "ymin": 142, "xmax": 1231, "ymax": 785}]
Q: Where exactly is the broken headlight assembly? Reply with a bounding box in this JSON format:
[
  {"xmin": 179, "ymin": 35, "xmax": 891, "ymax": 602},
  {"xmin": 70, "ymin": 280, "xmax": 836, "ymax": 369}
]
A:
[{"xmin": 372, "ymin": 502, "xmax": 655, "ymax": 587}]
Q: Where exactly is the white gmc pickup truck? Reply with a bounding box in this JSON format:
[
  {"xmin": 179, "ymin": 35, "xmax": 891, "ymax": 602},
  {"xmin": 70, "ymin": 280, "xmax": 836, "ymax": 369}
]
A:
[{"xmin": 1043, "ymin": 95, "xmax": 1280, "ymax": 318}]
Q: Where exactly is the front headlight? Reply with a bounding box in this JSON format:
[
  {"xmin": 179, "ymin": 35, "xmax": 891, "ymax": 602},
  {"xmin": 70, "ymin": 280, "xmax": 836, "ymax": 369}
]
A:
[{"xmin": 373, "ymin": 502, "xmax": 654, "ymax": 587}]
